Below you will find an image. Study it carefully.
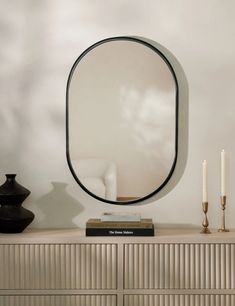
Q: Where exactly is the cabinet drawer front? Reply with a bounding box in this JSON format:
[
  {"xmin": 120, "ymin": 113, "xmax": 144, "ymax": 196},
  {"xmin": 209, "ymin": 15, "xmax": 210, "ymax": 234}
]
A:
[
  {"xmin": 0, "ymin": 295, "xmax": 117, "ymax": 306},
  {"xmin": 124, "ymin": 243, "xmax": 235, "ymax": 289},
  {"xmin": 124, "ymin": 294, "xmax": 235, "ymax": 306},
  {"xmin": 0, "ymin": 244, "xmax": 117, "ymax": 289}
]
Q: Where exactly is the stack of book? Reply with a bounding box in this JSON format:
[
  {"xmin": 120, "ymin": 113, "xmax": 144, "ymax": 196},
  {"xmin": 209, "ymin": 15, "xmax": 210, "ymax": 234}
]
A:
[{"xmin": 86, "ymin": 213, "xmax": 154, "ymax": 236}]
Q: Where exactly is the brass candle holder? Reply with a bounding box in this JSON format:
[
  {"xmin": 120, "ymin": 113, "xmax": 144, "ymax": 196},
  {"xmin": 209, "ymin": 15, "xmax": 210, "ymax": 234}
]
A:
[
  {"xmin": 200, "ymin": 202, "xmax": 211, "ymax": 234},
  {"xmin": 218, "ymin": 195, "xmax": 229, "ymax": 232}
]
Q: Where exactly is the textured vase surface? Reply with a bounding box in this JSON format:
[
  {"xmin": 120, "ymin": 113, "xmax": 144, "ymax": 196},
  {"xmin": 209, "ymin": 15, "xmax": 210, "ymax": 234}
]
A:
[{"xmin": 0, "ymin": 174, "xmax": 34, "ymax": 233}]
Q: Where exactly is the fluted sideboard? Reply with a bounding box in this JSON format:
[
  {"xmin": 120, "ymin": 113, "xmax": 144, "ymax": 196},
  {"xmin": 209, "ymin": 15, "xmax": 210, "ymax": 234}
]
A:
[{"xmin": 0, "ymin": 228, "xmax": 235, "ymax": 306}]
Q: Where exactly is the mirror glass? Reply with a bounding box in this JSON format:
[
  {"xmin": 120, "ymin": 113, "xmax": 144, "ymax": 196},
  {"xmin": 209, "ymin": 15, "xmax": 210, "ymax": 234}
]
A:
[{"xmin": 67, "ymin": 37, "xmax": 178, "ymax": 204}]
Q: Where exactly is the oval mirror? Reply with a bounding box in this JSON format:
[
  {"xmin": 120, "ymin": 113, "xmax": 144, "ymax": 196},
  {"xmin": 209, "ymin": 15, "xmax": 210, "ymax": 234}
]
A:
[{"xmin": 66, "ymin": 37, "xmax": 179, "ymax": 204}]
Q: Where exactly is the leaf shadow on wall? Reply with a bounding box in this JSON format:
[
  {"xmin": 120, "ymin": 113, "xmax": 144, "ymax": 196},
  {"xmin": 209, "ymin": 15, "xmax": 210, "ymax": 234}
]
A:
[{"xmin": 35, "ymin": 182, "xmax": 84, "ymax": 228}]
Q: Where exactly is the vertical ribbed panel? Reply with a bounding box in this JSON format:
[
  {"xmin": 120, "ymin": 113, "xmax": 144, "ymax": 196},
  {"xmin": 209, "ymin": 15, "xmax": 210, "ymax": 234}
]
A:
[
  {"xmin": 0, "ymin": 244, "xmax": 117, "ymax": 289},
  {"xmin": 124, "ymin": 295, "xmax": 235, "ymax": 306},
  {"xmin": 0, "ymin": 295, "xmax": 116, "ymax": 306},
  {"xmin": 124, "ymin": 243, "xmax": 235, "ymax": 289}
]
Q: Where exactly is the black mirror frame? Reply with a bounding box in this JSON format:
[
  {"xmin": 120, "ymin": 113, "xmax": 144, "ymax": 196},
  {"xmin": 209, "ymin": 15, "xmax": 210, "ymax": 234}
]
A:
[{"xmin": 66, "ymin": 36, "xmax": 179, "ymax": 205}]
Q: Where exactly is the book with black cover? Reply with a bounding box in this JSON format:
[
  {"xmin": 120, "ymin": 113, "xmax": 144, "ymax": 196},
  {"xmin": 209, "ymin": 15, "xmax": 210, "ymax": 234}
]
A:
[{"xmin": 86, "ymin": 225, "xmax": 154, "ymax": 236}]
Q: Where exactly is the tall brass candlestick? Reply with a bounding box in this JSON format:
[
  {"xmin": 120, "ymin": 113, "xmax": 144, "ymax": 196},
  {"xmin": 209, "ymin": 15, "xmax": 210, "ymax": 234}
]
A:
[
  {"xmin": 201, "ymin": 202, "xmax": 211, "ymax": 234},
  {"xmin": 218, "ymin": 195, "xmax": 229, "ymax": 232}
]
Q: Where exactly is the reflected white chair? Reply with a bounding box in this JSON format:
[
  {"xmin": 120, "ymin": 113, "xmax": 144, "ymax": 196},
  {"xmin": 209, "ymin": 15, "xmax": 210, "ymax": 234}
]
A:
[{"xmin": 72, "ymin": 159, "xmax": 117, "ymax": 201}]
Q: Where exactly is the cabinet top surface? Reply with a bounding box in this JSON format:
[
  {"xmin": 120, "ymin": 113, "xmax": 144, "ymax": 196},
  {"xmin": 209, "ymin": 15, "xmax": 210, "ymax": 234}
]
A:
[{"xmin": 0, "ymin": 227, "xmax": 235, "ymax": 244}]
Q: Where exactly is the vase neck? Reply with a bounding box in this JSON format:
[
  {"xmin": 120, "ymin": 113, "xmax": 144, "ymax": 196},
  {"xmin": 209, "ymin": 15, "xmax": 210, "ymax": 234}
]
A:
[{"xmin": 5, "ymin": 174, "xmax": 16, "ymax": 183}]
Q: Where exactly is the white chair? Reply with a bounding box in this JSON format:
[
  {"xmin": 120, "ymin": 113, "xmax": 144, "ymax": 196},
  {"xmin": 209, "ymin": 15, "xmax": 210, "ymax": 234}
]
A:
[{"xmin": 72, "ymin": 159, "xmax": 117, "ymax": 201}]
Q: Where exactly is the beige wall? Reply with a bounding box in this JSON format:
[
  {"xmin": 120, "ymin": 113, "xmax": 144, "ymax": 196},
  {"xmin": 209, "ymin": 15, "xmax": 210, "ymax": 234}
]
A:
[{"xmin": 0, "ymin": 0, "xmax": 235, "ymax": 229}]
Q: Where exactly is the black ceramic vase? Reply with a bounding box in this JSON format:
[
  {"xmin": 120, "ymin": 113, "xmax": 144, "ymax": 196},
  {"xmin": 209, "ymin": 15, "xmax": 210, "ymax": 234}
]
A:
[{"xmin": 0, "ymin": 174, "xmax": 34, "ymax": 233}]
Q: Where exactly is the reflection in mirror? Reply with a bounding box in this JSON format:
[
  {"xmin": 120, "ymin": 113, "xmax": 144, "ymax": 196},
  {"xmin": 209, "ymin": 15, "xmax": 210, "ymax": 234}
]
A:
[{"xmin": 67, "ymin": 37, "xmax": 178, "ymax": 204}]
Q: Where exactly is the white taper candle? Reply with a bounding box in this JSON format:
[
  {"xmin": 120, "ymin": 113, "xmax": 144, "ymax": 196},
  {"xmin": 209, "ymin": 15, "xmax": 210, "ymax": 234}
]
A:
[
  {"xmin": 221, "ymin": 149, "xmax": 226, "ymax": 196},
  {"xmin": 203, "ymin": 160, "xmax": 208, "ymax": 202}
]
